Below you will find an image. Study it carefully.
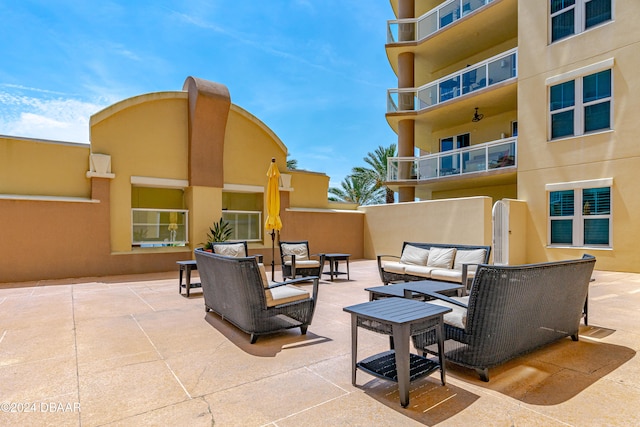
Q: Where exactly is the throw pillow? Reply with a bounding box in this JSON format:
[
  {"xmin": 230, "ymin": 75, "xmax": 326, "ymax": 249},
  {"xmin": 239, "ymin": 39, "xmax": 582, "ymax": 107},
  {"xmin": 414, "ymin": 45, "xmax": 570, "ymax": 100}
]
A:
[
  {"xmin": 281, "ymin": 243, "xmax": 309, "ymax": 261},
  {"xmin": 213, "ymin": 243, "xmax": 245, "ymax": 258},
  {"xmin": 426, "ymin": 247, "xmax": 457, "ymax": 269},
  {"xmin": 400, "ymin": 245, "xmax": 430, "ymax": 266},
  {"xmin": 453, "ymin": 249, "xmax": 487, "ymax": 270}
]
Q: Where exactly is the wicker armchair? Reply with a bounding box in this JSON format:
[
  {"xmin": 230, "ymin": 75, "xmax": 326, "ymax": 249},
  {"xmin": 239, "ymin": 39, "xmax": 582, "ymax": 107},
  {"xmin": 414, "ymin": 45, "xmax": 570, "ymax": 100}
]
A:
[
  {"xmin": 411, "ymin": 255, "xmax": 596, "ymax": 381},
  {"xmin": 211, "ymin": 241, "xmax": 263, "ymax": 263},
  {"xmin": 195, "ymin": 248, "xmax": 319, "ymax": 344},
  {"xmin": 279, "ymin": 240, "xmax": 325, "ymax": 281}
]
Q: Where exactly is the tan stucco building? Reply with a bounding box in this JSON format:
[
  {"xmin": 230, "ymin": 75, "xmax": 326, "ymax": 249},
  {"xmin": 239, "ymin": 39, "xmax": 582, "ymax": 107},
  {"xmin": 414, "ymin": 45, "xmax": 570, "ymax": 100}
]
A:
[
  {"xmin": 0, "ymin": 77, "xmax": 364, "ymax": 283},
  {"xmin": 384, "ymin": 0, "xmax": 639, "ymax": 272}
]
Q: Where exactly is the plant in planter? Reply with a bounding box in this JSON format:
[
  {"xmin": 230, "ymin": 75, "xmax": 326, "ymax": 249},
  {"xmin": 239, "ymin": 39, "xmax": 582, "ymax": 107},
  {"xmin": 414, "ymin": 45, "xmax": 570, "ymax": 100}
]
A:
[{"xmin": 203, "ymin": 217, "xmax": 233, "ymax": 250}]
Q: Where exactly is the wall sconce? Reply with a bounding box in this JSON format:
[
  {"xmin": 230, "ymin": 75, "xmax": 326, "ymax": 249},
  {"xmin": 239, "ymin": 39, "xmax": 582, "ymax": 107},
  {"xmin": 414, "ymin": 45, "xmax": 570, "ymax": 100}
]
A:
[{"xmin": 472, "ymin": 107, "xmax": 484, "ymax": 122}]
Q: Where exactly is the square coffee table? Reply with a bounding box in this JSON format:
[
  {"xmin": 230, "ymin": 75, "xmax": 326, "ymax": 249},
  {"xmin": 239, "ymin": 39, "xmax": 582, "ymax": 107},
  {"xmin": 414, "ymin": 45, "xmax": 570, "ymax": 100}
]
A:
[{"xmin": 365, "ymin": 279, "xmax": 462, "ymax": 301}]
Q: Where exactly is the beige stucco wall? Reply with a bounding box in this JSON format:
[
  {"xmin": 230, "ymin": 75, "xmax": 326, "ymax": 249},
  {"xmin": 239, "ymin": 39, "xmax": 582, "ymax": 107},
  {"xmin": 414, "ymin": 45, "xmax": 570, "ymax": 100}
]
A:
[
  {"xmin": 517, "ymin": 0, "xmax": 640, "ymax": 272},
  {"xmin": 223, "ymin": 105, "xmax": 287, "ymax": 186},
  {"xmin": 433, "ymin": 182, "xmax": 516, "ymax": 201},
  {"xmin": 90, "ymin": 92, "xmax": 190, "ymax": 252},
  {"xmin": 288, "ymin": 170, "xmax": 330, "ymax": 209},
  {"xmin": 0, "ymin": 136, "xmax": 91, "ymax": 198},
  {"xmin": 360, "ymin": 196, "xmax": 493, "ymax": 259}
]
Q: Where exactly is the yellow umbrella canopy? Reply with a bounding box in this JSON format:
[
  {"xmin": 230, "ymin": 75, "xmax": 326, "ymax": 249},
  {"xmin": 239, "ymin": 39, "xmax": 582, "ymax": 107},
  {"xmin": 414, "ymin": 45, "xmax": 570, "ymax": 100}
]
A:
[
  {"xmin": 265, "ymin": 158, "xmax": 282, "ymax": 232},
  {"xmin": 265, "ymin": 158, "xmax": 282, "ymax": 280}
]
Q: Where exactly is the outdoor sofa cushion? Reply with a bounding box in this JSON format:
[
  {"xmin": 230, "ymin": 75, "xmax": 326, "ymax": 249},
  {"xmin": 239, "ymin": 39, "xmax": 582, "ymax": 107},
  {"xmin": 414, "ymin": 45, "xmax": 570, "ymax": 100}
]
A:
[
  {"xmin": 212, "ymin": 243, "xmax": 246, "ymax": 258},
  {"xmin": 258, "ymin": 263, "xmax": 310, "ymax": 307},
  {"xmin": 281, "ymin": 243, "xmax": 309, "ymax": 261},
  {"xmin": 427, "ymin": 296, "xmax": 470, "ymax": 329},
  {"xmin": 426, "ymin": 247, "xmax": 457, "ymax": 268},
  {"xmin": 400, "ymin": 245, "xmax": 430, "ymax": 265}
]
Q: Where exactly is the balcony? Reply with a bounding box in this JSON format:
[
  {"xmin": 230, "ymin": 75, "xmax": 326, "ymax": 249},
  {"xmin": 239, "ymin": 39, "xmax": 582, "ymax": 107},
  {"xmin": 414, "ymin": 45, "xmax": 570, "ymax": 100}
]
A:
[
  {"xmin": 387, "ymin": 48, "xmax": 517, "ymax": 113},
  {"xmin": 387, "ymin": 0, "xmax": 496, "ymax": 44},
  {"xmin": 387, "ymin": 137, "xmax": 516, "ymax": 183},
  {"xmin": 385, "ymin": 0, "xmax": 517, "ymax": 76}
]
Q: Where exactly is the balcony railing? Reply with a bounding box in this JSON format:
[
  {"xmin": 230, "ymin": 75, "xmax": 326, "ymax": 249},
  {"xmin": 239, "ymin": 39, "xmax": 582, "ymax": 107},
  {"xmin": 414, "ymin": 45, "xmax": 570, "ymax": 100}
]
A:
[
  {"xmin": 132, "ymin": 208, "xmax": 188, "ymax": 247},
  {"xmin": 387, "ymin": 48, "xmax": 517, "ymax": 113},
  {"xmin": 387, "ymin": 0, "xmax": 495, "ymax": 43},
  {"xmin": 222, "ymin": 210, "xmax": 262, "ymax": 242},
  {"xmin": 387, "ymin": 137, "xmax": 516, "ymax": 182}
]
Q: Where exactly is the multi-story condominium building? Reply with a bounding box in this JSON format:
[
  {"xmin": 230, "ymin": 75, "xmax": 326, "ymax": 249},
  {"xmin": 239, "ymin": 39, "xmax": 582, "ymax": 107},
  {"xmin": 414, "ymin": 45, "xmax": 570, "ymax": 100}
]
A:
[{"xmin": 384, "ymin": 0, "xmax": 640, "ymax": 271}]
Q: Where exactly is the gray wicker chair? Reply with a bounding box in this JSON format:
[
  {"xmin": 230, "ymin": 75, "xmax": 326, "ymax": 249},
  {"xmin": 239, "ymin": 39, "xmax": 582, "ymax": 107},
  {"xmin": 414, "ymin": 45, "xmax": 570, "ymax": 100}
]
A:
[
  {"xmin": 411, "ymin": 254, "xmax": 596, "ymax": 381},
  {"xmin": 279, "ymin": 240, "xmax": 325, "ymax": 280},
  {"xmin": 211, "ymin": 241, "xmax": 263, "ymax": 263},
  {"xmin": 195, "ymin": 248, "xmax": 319, "ymax": 344}
]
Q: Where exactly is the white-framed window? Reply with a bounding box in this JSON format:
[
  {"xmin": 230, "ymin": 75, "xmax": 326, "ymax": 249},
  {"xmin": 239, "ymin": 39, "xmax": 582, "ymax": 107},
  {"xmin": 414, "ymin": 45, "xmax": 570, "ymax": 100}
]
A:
[
  {"xmin": 550, "ymin": 0, "xmax": 612, "ymax": 43},
  {"xmin": 548, "ymin": 181, "xmax": 611, "ymax": 247},
  {"xmin": 549, "ymin": 68, "xmax": 612, "ymax": 140}
]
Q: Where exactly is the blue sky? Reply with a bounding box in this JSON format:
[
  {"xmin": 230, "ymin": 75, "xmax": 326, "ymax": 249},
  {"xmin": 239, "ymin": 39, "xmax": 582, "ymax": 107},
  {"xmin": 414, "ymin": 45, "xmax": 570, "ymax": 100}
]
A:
[{"xmin": 0, "ymin": 0, "xmax": 398, "ymax": 188}]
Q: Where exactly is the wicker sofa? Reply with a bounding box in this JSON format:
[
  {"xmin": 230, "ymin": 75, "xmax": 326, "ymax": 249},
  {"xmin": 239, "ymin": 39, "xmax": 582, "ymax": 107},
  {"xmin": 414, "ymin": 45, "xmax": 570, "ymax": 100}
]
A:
[
  {"xmin": 194, "ymin": 248, "xmax": 319, "ymax": 343},
  {"xmin": 411, "ymin": 255, "xmax": 596, "ymax": 381},
  {"xmin": 377, "ymin": 242, "xmax": 491, "ymax": 290}
]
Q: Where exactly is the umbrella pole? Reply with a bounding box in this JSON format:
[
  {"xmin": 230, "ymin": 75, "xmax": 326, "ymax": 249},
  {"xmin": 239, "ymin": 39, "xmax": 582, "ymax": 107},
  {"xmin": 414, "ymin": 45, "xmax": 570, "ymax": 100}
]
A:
[{"xmin": 271, "ymin": 230, "xmax": 275, "ymax": 281}]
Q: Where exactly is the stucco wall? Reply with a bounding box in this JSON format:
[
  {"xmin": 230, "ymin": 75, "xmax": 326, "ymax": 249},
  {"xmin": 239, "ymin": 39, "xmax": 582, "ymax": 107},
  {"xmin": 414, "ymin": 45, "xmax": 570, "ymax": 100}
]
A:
[
  {"xmin": 90, "ymin": 92, "xmax": 190, "ymax": 252},
  {"xmin": 0, "ymin": 136, "xmax": 91, "ymax": 197},
  {"xmin": 288, "ymin": 170, "xmax": 330, "ymax": 209},
  {"xmin": 517, "ymin": 0, "xmax": 640, "ymax": 272},
  {"xmin": 360, "ymin": 197, "xmax": 493, "ymax": 259}
]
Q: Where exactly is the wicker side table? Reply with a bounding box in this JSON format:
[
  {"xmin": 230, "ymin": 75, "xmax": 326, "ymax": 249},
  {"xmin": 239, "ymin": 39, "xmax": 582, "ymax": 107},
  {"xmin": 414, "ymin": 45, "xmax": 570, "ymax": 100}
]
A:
[{"xmin": 343, "ymin": 297, "xmax": 451, "ymax": 407}]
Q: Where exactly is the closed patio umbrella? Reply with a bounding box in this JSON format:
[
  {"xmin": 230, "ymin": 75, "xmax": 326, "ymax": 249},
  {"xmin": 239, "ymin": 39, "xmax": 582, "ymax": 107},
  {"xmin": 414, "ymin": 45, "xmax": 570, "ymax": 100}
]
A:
[{"xmin": 265, "ymin": 158, "xmax": 282, "ymax": 281}]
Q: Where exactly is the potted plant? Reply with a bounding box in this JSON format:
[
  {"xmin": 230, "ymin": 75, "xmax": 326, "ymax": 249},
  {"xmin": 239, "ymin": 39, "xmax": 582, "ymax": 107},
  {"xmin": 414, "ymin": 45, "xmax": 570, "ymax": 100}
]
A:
[{"xmin": 203, "ymin": 217, "xmax": 233, "ymax": 250}]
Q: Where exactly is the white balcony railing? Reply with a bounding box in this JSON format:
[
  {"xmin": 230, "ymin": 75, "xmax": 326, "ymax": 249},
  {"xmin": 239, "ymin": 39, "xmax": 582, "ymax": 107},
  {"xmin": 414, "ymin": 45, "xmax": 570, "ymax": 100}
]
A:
[
  {"xmin": 387, "ymin": 48, "xmax": 517, "ymax": 113},
  {"xmin": 132, "ymin": 208, "xmax": 188, "ymax": 247},
  {"xmin": 387, "ymin": 137, "xmax": 516, "ymax": 183},
  {"xmin": 222, "ymin": 210, "xmax": 262, "ymax": 242},
  {"xmin": 387, "ymin": 0, "xmax": 495, "ymax": 43}
]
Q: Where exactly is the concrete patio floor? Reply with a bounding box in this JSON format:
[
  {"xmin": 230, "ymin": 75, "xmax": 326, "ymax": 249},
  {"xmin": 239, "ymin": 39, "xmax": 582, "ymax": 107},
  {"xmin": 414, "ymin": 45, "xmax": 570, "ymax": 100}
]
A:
[{"xmin": 1, "ymin": 259, "xmax": 639, "ymax": 426}]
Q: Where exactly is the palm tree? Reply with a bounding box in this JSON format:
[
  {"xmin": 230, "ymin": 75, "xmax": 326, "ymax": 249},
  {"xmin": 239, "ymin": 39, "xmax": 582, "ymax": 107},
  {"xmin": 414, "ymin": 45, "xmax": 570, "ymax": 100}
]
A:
[
  {"xmin": 352, "ymin": 144, "xmax": 396, "ymax": 204},
  {"xmin": 286, "ymin": 154, "xmax": 298, "ymax": 170},
  {"xmin": 328, "ymin": 174, "xmax": 384, "ymax": 206}
]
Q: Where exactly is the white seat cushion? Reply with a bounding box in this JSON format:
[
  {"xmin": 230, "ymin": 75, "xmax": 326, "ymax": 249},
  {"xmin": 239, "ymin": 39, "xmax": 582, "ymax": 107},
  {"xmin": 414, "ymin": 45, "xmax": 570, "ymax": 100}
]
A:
[
  {"xmin": 213, "ymin": 243, "xmax": 246, "ymax": 258},
  {"xmin": 427, "ymin": 296, "xmax": 469, "ymax": 329},
  {"xmin": 403, "ymin": 265, "xmax": 437, "ymax": 278},
  {"xmin": 426, "ymin": 247, "xmax": 457, "ymax": 269},
  {"xmin": 284, "ymin": 259, "xmax": 320, "ymax": 268},
  {"xmin": 382, "ymin": 261, "xmax": 406, "ymax": 274},
  {"xmin": 400, "ymin": 245, "xmax": 430, "ymax": 266},
  {"xmin": 265, "ymin": 285, "xmax": 310, "ymax": 307},
  {"xmin": 281, "ymin": 243, "xmax": 309, "ymax": 261},
  {"xmin": 430, "ymin": 268, "xmax": 463, "ymax": 283}
]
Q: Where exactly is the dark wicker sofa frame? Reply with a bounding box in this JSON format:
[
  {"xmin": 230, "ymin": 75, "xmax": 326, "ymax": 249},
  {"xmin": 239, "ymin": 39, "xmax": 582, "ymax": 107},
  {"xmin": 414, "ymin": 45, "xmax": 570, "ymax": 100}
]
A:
[
  {"xmin": 195, "ymin": 248, "xmax": 319, "ymax": 344},
  {"xmin": 411, "ymin": 254, "xmax": 596, "ymax": 381},
  {"xmin": 377, "ymin": 242, "xmax": 492, "ymax": 288}
]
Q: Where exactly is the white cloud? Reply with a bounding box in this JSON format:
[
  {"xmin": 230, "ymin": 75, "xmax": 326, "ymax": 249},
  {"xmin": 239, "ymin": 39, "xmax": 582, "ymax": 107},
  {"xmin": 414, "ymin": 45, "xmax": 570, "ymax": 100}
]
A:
[{"xmin": 0, "ymin": 89, "xmax": 107, "ymax": 143}]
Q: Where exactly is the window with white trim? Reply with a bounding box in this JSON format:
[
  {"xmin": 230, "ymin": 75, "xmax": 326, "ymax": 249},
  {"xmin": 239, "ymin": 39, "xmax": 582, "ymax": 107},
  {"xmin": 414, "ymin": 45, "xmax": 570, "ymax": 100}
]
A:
[
  {"xmin": 549, "ymin": 185, "xmax": 611, "ymax": 247},
  {"xmin": 549, "ymin": 68, "xmax": 611, "ymax": 139},
  {"xmin": 550, "ymin": 0, "xmax": 612, "ymax": 43}
]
